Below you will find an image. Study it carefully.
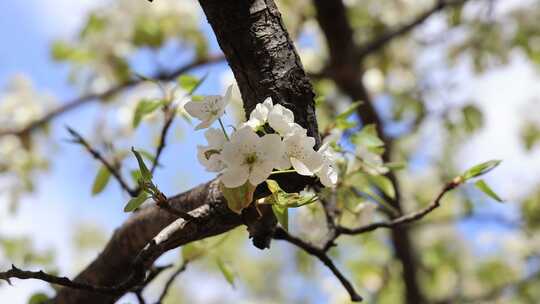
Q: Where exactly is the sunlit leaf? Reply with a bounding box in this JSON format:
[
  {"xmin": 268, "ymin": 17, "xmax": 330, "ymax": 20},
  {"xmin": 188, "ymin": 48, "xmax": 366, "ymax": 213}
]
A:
[
  {"xmin": 28, "ymin": 292, "xmax": 49, "ymax": 304},
  {"xmin": 220, "ymin": 182, "xmax": 256, "ymax": 214},
  {"xmin": 272, "ymin": 204, "xmax": 288, "ymax": 231},
  {"xmin": 178, "ymin": 74, "xmax": 200, "ymax": 93},
  {"xmin": 352, "ymin": 124, "xmax": 384, "ymax": 148},
  {"xmin": 132, "ymin": 99, "xmax": 165, "ymax": 128},
  {"xmin": 216, "ymin": 257, "xmax": 235, "ymax": 288},
  {"xmin": 182, "ymin": 241, "xmax": 206, "ymax": 262},
  {"xmin": 131, "ymin": 147, "xmax": 152, "ymax": 182},
  {"xmin": 368, "ymin": 175, "xmax": 395, "ymax": 200},
  {"xmin": 91, "ymin": 165, "xmax": 111, "ymax": 196},
  {"xmin": 462, "ymin": 160, "xmax": 501, "ymax": 180},
  {"xmin": 123, "ymin": 192, "xmax": 149, "ymax": 212},
  {"xmin": 336, "ymin": 101, "xmax": 362, "ymax": 121},
  {"xmin": 474, "ymin": 179, "xmax": 503, "ymax": 202}
]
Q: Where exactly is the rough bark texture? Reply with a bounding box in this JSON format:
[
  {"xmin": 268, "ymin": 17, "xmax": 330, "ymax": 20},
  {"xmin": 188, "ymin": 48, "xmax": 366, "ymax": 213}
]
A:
[
  {"xmin": 199, "ymin": 0, "xmax": 319, "ymax": 145},
  {"xmin": 54, "ymin": 180, "xmax": 241, "ymax": 303},
  {"xmin": 312, "ymin": 1, "xmax": 426, "ymax": 303},
  {"xmin": 54, "ymin": 0, "xmax": 317, "ymax": 303}
]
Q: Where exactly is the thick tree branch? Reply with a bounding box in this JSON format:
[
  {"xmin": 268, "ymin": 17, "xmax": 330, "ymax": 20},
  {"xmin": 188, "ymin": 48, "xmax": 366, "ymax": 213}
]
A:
[
  {"xmin": 51, "ymin": 1, "xmax": 320, "ymax": 302},
  {"xmin": 0, "ymin": 55, "xmax": 224, "ymax": 138}
]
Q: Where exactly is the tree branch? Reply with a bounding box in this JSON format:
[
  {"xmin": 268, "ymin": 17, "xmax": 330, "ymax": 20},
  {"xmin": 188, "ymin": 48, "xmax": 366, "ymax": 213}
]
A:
[
  {"xmin": 50, "ymin": 1, "xmax": 320, "ymax": 302},
  {"xmin": 66, "ymin": 126, "xmax": 137, "ymax": 197},
  {"xmin": 155, "ymin": 262, "xmax": 189, "ymax": 304},
  {"xmin": 0, "ymin": 55, "xmax": 224, "ymax": 138},
  {"xmin": 357, "ymin": 0, "xmax": 469, "ymax": 57},
  {"xmin": 337, "ymin": 181, "xmax": 459, "ymax": 236},
  {"xmin": 273, "ymin": 228, "xmax": 363, "ymax": 302}
]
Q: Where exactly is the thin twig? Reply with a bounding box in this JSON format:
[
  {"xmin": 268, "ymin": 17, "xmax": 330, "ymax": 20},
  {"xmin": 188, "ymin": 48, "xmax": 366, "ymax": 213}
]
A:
[
  {"xmin": 155, "ymin": 262, "xmax": 189, "ymax": 304},
  {"xmin": 0, "ymin": 265, "xmax": 124, "ymax": 295},
  {"xmin": 0, "ymin": 55, "xmax": 224, "ymax": 138},
  {"xmin": 66, "ymin": 126, "xmax": 138, "ymax": 197},
  {"xmin": 273, "ymin": 227, "xmax": 363, "ymax": 302},
  {"xmin": 337, "ymin": 181, "xmax": 458, "ymax": 236},
  {"xmin": 150, "ymin": 104, "xmax": 176, "ymax": 175},
  {"xmin": 357, "ymin": 0, "xmax": 470, "ymax": 57}
]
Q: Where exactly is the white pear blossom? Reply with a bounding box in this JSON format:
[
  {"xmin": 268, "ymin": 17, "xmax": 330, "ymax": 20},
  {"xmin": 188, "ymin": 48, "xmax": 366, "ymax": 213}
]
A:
[
  {"xmin": 243, "ymin": 97, "xmax": 273, "ymax": 130},
  {"xmin": 314, "ymin": 143, "xmax": 339, "ymax": 187},
  {"xmin": 185, "ymin": 85, "xmax": 232, "ymax": 130},
  {"xmin": 277, "ymin": 131, "xmax": 324, "ymax": 176},
  {"xmin": 196, "ymin": 128, "xmax": 227, "ymax": 172},
  {"xmin": 220, "ymin": 126, "xmax": 284, "ymax": 188},
  {"xmin": 268, "ymin": 103, "xmax": 295, "ymax": 135}
]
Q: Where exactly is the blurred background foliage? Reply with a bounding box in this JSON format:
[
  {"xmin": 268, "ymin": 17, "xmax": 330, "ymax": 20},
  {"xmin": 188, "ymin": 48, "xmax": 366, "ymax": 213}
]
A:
[{"xmin": 1, "ymin": 0, "xmax": 540, "ymax": 303}]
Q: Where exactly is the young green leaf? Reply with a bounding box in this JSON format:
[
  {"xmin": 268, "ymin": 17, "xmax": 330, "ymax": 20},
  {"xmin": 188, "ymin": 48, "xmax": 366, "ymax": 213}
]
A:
[
  {"xmin": 131, "ymin": 147, "xmax": 152, "ymax": 182},
  {"xmin": 462, "ymin": 160, "xmax": 502, "ymax": 180},
  {"xmin": 272, "ymin": 204, "xmax": 288, "ymax": 231},
  {"xmin": 132, "ymin": 99, "xmax": 165, "ymax": 128},
  {"xmin": 182, "ymin": 241, "xmax": 206, "ymax": 262},
  {"xmin": 178, "ymin": 74, "xmax": 200, "ymax": 93},
  {"xmin": 220, "ymin": 182, "xmax": 256, "ymax": 214},
  {"xmin": 336, "ymin": 101, "xmax": 363, "ymax": 121},
  {"xmin": 91, "ymin": 165, "xmax": 111, "ymax": 196},
  {"xmin": 216, "ymin": 258, "xmax": 236, "ymax": 288},
  {"xmin": 368, "ymin": 175, "xmax": 395, "ymax": 200},
  {"xmin": 352, "ymin": 124, "xmax": 385, "ymax": 148},
  {"xmin": 475, "ymin": 179, "xmax": 504, "ymax": 203},
  {"xmin": 28, "ymin": 292, "xmax": 50, "ymax": 304},
  {"xmin": 124, "ymin": 192, "xmax": 149, "ymax": 212}
]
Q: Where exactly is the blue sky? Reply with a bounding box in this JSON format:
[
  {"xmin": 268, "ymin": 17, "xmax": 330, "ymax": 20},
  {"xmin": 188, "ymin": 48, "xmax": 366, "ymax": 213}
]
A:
[{"xmin": 1, "ymin": 0, "xmax": 540, "ymax": 303}]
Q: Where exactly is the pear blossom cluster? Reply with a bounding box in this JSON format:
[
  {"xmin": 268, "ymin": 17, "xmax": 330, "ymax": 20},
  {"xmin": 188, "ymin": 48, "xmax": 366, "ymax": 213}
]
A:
[{"xmin": 184, "ymin": 86, "xmax": 338, "ymax": 189}]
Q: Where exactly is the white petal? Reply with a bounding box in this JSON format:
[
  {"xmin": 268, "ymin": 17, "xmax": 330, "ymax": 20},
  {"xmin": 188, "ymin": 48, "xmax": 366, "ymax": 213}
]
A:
[
  {"xmin": 291, "ymin": 157, "xmax": 314, "ymax": 176},
  {"xmin": 222, "ymin": 140, "xmax": 244, "ymax": 166},
  {"xmin": 184, "ymin": 101, "xmax": 206, "ymax": 120},
  {"xmin": 317, "ymin": 164, "xmax": 338, "ymax": 187},
  {"xmin": 221, "ymin": 165, "xmax": 249, "ymax": 188},
  {"xmin": 223, "ymin": 85, "xmax": 233, "ymax": 106},
  {"xmin": 248, "ymin": 162, "xmax": 274, "ymax": 186},
  {"xmin": 204, "ymin": 127, "xmax": 226, "ymax": 149},
  {"xmin": 259, "ymin": 133, "xmax": 284, "ymax": 163},
  {"xmin": 304, "ymin": 151, "xmax": 325, "ymax": 173}
]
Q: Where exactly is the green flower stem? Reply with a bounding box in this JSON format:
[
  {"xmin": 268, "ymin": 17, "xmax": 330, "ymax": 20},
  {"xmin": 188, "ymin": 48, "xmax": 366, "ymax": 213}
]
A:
[
  {"xmin": 270, "ymin": 169, "xmax": 297, "ymax": 175},
  {"xmin": 218, "ymin": 118, "xmax": 230, "ymax": 141}
]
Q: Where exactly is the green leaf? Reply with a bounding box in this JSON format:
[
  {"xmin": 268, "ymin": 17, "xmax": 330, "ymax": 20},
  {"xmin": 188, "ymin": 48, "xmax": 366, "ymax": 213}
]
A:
[
  {"xmin": 182, "ymin": 241, "xmax": 206, "ymax": 262},
  {"xmin": 462, "ymin": 160, "xmax": 502, "ymax": 180},
  {"xmin": 220, "ymin": 182, "xmax": 256, "ymax": 214},
  {"xmin": 385, "ymin": 162, "xmax": 406, "ymax": 171},
  {"xmin": 265, "ymin": 180, "xmax": 317, "ymax": 208},
  {"xmin": 272, "ymin": 204, "xmax": 288, "ymax": 231},
  {"xmin": 178, "ymin": 75, "xmax": 200, "ymax": 93},
  {"xmin": 28, "ymin": 292, "xmax": 49, "ymax": 304},
  {"xmin": 91, "ymin": 166, "xmax": 111, "ymax": 196},
  {"xmin": 131, "ymin": 147, "xmax": 152, "ymax": 182},
  {"xmin": 474, "ymin": 180, "xmax": 503, "ymax": 202},
  {"xmin": 336, "ymin": 101, "xmax": 362, "ymax": 121},
  {"xmin": 216, "ymin": 258, "xmax": 235, "ymax": 288},
  {"xmin": 132, "ymin": 99, "xmax": 164, "ymax": 129},
  {"xmin": 130, "ymin": 170, "xmax": 142, "ymax": 185},
  {"xmin": 124, "ymin": 192, "xmax": 149, "ymax": 212},
  {"xmin": 368, "ymin": 175, "xmax": 395, "ymax": 200},
  {"xmin": 352, "ymin": 124, "xmax": 385, "ymax": 148}
]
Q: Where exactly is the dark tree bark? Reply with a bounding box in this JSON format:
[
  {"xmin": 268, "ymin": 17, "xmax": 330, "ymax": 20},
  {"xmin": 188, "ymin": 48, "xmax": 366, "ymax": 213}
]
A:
[
  {"xmin": 53, "ymin": 0, "xmax": 317, "ymax": 303},
  {"xmin": 312, "ymin": 0, "xmax": 426, "ymax": 303}
]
